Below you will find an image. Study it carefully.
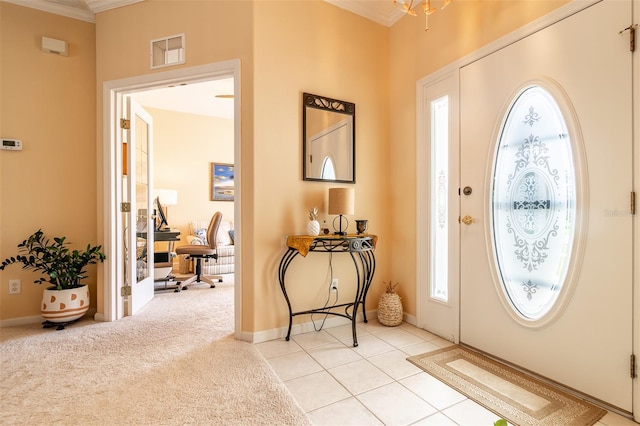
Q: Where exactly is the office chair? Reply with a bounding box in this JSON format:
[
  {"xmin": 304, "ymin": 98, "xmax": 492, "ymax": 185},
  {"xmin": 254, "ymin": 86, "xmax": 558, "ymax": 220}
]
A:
[{"xmin": 175, "ymin": 212, "xmax": 223, "ymax": 290}]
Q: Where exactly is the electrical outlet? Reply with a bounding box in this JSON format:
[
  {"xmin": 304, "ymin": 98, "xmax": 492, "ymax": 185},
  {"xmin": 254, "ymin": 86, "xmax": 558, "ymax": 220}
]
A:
[
  {"xmin": 330, "ymin": 278, "xmax": 339, "ymax": 292},
  {"xmin": 9, "ymin": 279, "xmax": 21, "ymax": 294}
]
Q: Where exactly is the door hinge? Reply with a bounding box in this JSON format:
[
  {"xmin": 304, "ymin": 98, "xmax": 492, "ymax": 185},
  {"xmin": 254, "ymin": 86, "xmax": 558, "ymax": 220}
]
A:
[
  {"xmin": 120, "ymin": 118, "xmax": 131, "ymax": 130},
  {"xmin": 631, "ymin": 354, "xmax": 637, "ymax": 378},
  {"xmin": 121, "ymin": 202, "xmax": 131, "ymax": 213},
  {"xmin": 620, "ymin": 24, "xmax": 637, "ymax": 52},
  {"xmin": 631, "ymin": 192, "xmax": 636, "ymax": 215},
  {"xmin": 121, "ymin": 286, "xmax": 132, "ymax": 297}
]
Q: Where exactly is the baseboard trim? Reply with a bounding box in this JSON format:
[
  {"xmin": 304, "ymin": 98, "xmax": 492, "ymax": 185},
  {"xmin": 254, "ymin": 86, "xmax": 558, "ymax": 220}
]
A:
[
  {"xmin": 249, "ymin": 309, "xmax": 383, "ymax": 344},
  {"xmin": 1, "ymin": 308, "xmax": 97, "ymax": 328},
  {"xmin": 0, "ymin": 315, "xmax": 42, "ymax": 327}
]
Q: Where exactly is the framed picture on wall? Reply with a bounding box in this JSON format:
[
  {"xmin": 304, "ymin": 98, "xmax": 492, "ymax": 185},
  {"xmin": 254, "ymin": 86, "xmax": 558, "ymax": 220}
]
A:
[{"xmin": 211, "ymin": 163, "xmax": 235, "ymax": 201}]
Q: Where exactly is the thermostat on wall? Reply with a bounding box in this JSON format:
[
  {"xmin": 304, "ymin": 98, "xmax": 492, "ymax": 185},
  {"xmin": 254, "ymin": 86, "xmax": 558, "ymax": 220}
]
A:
[{"xmin": 1, "ymin": 139, "xmax": 22, "ymax": 151}]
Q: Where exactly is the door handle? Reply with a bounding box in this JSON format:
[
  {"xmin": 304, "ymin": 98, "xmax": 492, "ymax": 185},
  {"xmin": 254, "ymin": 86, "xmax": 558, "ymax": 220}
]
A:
[{"xmin": 460, "ymin": 215, "xmax": 477, "ymax": 225}]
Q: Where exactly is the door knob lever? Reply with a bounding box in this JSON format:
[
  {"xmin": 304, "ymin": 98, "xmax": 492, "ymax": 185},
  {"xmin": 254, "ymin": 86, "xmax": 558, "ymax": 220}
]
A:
[{"xmin": 460, "ymin": 215, "xmax": 477, "ymax": 225}]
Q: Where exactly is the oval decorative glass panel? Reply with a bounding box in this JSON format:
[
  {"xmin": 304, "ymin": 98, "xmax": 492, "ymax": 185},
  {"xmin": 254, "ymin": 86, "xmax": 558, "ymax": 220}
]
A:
[{"xmin": 492, "ymin": 85, "xmax": 577, "ymax": 321}]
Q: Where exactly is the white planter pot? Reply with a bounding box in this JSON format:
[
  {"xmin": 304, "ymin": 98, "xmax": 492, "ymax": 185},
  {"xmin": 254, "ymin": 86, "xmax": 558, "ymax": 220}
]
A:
[{"xmin": 41, "ymin": 285, "xmax": 90, "ymax": 323}]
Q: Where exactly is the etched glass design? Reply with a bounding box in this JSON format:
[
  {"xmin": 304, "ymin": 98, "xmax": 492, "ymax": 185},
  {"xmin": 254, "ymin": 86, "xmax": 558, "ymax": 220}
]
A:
[
  {"xmin": 430, "ymin": 96, "xmax": 449, "ymax": 302},
  {"xmin": 492, "ymin": 86, "xmax": 576, "ymax": 320}
]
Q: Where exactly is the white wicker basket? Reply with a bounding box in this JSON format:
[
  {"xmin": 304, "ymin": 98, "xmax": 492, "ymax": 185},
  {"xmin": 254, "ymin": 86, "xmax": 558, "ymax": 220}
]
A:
[{"xmin": 378, "ymin": 292, "xmax": 403, "ymax": 326}]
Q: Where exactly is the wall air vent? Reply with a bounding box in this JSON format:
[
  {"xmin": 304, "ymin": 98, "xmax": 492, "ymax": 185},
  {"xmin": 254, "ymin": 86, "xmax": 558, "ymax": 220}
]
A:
[{"xmin": 150, "ymin": 34, "xmax": 185, "ymax": 69}]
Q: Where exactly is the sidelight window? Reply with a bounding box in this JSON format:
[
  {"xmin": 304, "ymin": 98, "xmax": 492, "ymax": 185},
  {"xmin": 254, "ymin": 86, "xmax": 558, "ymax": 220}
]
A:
[{"xmin": 430, "ymin": 95, "xmax": 449, "ymax": 302}]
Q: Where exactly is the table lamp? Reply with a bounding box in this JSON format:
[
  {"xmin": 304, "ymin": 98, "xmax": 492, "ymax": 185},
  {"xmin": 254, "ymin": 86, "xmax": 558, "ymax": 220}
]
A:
[{"xmin": 328, "ymin": 187, "xmax": 354, "ymax": 236}]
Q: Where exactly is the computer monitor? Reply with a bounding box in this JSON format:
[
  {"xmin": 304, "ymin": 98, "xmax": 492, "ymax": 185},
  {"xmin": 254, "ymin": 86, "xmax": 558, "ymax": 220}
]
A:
[{"xmin": 155, "ymin": 197, "xmax": 169, "ymax": 231}]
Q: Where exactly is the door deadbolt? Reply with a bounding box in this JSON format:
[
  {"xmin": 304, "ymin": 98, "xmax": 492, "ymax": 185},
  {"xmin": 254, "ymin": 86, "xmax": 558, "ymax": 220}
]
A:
[{"xmin": 463, "ymin": 186, "xmax": 473, "ymax": 196}]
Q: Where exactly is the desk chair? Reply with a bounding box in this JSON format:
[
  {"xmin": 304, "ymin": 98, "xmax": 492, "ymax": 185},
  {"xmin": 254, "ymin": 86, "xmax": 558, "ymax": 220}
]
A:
[{"xmin": 175, "ymin": 212, "xmax": 223, "ymax": 290}]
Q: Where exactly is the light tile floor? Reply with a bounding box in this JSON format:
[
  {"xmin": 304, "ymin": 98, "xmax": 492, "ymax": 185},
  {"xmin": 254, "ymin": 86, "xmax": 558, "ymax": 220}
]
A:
[{"xmin": 256, "ymin": 319, "xmax": 638, "ymax": 426}]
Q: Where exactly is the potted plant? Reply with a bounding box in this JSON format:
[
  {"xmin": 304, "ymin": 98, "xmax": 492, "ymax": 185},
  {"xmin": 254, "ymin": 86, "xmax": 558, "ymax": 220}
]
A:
[{"xmin": 0, "ymin": 229, "xmax": 106, "ymax": 327}]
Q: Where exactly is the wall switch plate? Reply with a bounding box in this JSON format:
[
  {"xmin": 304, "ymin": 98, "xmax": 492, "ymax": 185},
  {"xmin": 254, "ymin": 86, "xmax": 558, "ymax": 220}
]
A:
[{"xmin": 9, "ymin": 279, "xmax": 21, "ymax": 294}]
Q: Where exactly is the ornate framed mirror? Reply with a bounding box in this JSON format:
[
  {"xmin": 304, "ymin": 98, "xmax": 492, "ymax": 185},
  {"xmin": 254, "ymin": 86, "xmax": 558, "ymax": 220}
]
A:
[{"xmin": 302, "ymin": 92, "xmax": 355, "ymax": 183}]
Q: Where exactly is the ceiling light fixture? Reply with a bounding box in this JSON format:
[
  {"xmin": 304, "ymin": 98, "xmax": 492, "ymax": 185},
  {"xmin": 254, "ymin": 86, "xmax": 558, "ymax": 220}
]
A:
[{"xmin": 393, "ymin": 0, "xmax": 452, "ymax": 31}]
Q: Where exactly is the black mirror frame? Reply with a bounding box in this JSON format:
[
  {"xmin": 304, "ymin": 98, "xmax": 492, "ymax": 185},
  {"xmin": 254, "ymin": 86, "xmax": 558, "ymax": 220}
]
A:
[{"xmin": 302, "ymin": 92, "xmax": 356, "ymax": 183}]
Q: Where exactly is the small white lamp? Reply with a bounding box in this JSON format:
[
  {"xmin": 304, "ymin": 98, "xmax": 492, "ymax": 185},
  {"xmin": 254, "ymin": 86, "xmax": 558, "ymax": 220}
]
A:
[{"xmin": 328, "ymin": 187, "xmax": 355, "ymax": 236}]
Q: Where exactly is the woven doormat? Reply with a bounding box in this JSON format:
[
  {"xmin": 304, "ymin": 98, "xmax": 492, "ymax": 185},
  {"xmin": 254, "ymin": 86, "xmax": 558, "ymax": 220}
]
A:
[{"xmin": 407, "ymin": 346, "xmax": 606, "ymax": 426}]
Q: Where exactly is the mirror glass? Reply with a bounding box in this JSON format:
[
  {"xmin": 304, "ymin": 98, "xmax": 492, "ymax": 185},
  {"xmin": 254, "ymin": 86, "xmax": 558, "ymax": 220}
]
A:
[{"xmin": 303, "ymin": 93, "xmax": 355, "ymax": 183}]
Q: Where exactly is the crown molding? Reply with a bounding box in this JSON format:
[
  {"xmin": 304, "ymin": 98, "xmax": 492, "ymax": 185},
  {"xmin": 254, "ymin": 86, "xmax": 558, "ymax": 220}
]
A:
[
  {"xmin": 324, "ymin": 0, "xmax": 405, "ymax": 27},
  {"xmin": 1, "ymin": 0, "xmax": 143, "ymax": 23},
  {"xmin": 85, "ymin": 0, "xmax": 142, "ymax": 14}
]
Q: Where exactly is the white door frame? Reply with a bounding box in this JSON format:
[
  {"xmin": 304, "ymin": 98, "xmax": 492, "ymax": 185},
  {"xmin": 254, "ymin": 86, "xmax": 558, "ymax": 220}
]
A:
[
  {"xmin": 632, "ymin": 0, "xmax": 639, "ymax": 419},
  {"xmin": 416, "ymin": 0, "xmax": 638, "ymax": 420},
  {"xmin": 98, "ymin": 60, "xmax": 243, "ymax": 340}
]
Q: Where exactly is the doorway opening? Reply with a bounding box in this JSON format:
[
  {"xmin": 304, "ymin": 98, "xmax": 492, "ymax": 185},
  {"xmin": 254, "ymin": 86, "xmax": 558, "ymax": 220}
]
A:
[{"xmin": 101, "ymin": 61, "xmax": 242, "ymax": 339}]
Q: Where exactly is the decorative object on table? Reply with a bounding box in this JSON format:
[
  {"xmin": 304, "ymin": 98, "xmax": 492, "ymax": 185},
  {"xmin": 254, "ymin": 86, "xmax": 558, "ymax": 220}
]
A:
[
  {"xmin": 322, "ymin": 220, "xmax": 330, "ymax": 235},
  {"xmin": 328, "ymin": 187, "xmax": 355, "ymax": 235},
  {"xmin": 355, "ymin": 219, "xmax": 368, "ymax": 234},
  {"xmin": 0, "ymin": 229, "xmax": 106, "ymax": 329},
  {"xmin": 211, "ymin": 162, "xmax": 235, "ymax": 201},
  {"xmin": 378, "ymin": 281, "xmax": 403, "ymax": 326},
  {"xmin": 307, "ymin": 207, "xmax": 320, "ymax": 236}
]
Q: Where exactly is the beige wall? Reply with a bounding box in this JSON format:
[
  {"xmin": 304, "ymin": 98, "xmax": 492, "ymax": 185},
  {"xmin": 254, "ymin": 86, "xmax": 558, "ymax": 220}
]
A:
[
  {"xmin": 253, "ymin": 1, "xmax": 392, "ymax": 332},
  {"xmin": 97, "ymin": 0, "xmax": 393, "ymax": 334},
  {"xmin": 146, "ymin": 106, "xmax": 235, "ymax": 242},
  {"xmin": 94, "ymin": 0, "xmax": 255, "ymax": 324},
  {"xmin": 387, "ymin": 0, "xmax": 569, "ymax": 316},
  {"xmin": 0, "ymin": 0, "xmax": 572, "ymax": 334},
  {"xmin": 0, "ymin": 3, "xmax": 97, "ymax": 319}
]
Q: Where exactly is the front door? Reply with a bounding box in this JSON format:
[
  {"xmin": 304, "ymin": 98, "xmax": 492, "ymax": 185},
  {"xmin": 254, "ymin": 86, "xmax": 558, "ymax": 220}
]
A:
[
  {"xmin": 459, "ymin": 0, "xmax": 633, "ymax": 411},
  {"xmin": 124, "ymin": 98, "xmax": 155, "ymax": 315}
]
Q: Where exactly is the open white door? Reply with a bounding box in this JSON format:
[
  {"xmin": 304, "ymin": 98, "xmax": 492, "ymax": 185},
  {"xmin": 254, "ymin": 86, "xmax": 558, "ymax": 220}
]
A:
[
  {"xmin": 459, "ymin": 0, "xmax": 633, "ymax": 411},
  {"xmin": 124, "ymin": 98, "xmax": 155, "ymax": 315}
]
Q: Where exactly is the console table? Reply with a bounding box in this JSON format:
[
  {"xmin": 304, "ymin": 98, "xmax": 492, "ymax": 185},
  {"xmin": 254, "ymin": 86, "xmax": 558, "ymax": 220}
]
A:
[{"xmin": 278, "ymin": 234, "xmax": 377, "ymax": 347}]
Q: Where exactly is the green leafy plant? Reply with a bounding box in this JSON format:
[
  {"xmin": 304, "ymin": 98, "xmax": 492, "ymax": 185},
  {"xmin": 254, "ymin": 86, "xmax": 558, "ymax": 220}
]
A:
[{"xmin": 0, "ymin": 229, "xmax": 106, "ymax": 290}]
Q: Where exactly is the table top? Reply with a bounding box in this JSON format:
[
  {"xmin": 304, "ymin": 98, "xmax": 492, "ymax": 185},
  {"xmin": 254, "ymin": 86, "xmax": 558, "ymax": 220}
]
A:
[
  {"xmin": 137, "ymin": 229, "xmax": 181, "ymax": 241},
  {"xmin": 287, "ymin": 234, "xmax": 377, "ymax": 256}
]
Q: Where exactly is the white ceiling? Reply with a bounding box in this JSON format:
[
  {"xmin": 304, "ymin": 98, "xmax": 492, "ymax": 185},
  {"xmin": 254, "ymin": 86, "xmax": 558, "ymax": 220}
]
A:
[
  {"xmin": 6, "ymin": 0, "xmax": 405, "ymax": 118},
  {"xmin": 129, "ymin": 78, "xmax": 236, "ymax": 119}
]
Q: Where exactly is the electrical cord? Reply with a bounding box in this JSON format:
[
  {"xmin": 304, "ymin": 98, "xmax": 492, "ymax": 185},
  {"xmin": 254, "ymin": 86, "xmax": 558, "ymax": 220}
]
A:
[{"xmin": 311, "ymin": 251, "xmax": 339, "ymax": 331}]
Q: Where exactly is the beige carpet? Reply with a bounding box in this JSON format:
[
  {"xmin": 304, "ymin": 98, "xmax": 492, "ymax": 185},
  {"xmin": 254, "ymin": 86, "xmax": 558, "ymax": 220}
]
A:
[
  {"xmin": 407, "ymin": 345, "xmax": 606, "ymax": 426},
  {"xmin": 0, "ymin": 281, "xmax": 310, "ymax": 426}
]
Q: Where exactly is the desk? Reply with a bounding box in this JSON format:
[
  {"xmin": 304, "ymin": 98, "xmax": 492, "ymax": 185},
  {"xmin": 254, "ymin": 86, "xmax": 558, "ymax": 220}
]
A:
[
  {"xmin": 137, "ymin": 229, "xmax": 181, "ymax": 287},
  {"xmin": 136, "ymin": 229, "xmax": 181, "ymax": 242},
  {"xmin": 136, "ymin": 229, "xmax": 181, "ymax": 261},
  {"xmin": 278, "ymin": 234, "xmax": 377, "ymax": 347}
]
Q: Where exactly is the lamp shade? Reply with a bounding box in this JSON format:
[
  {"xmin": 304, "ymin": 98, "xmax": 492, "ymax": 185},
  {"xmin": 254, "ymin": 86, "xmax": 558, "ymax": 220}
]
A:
[
  {"xmin": 154, "ymin": 189, "xmax": 178, "ymax": 206},
  {"xmin": 328, "ymin": 188, "xmax": 355, "ymax": 215}
]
